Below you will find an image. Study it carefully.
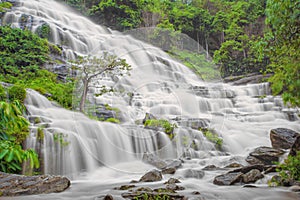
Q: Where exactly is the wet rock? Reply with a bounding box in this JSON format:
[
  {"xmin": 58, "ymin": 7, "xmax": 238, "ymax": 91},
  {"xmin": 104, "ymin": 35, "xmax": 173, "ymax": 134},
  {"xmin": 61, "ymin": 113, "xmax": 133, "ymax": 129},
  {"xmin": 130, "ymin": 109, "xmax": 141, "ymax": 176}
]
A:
[
  {"xmin": 0, "ymin": 172, "xmax": 70, "ymax": 196},
  {"xmin": 243, "ymin": 185, "xmax": 257, "ymax": 188},
  {"xmin": 139, "ymin": 169, "xmax": 162, "ymax": 182},
  {"xmin": 242, "ymin": 169, "xmax": 264, "ymax": 183},
  {"xmin": 246, "ymin": 146, "xmax": 284, "ymax": 165},
  {"xmin": 230, "ymin": 164, "xmax": 264, "ymax": 174},
  {"xmin": 202, "ymin": 165, "xmax": 222, "ymax": 171},
  {"xmin": 183, "ymin": 169, "xmax": 205, "ymax": 179},
  {"xmin": 289, "ymin": 185, "xmax": 300, "ymax": 192},
  {"xmin": 103, "ymin": 194, "xmax": 114, "ymax": 200},
  {"xmin": 114, "ymin": 185, "xmax": 135, "ymax": 190},
  {"xmin": 192, "ymin": 191, "xmax": 201, "ymax": 195},
  {"xmin": 289, "ymin": 135, "xmax": 300, "ymax": 157},
  {"xmin": 164, "ymin": 178, "xmax": 181, "ymax": 184},
  {"xmin": 162, "ymin": 167, "xmax": 176, "ymax": 174},
  {"xmin": 213, "ymin": 172, "xmax": 243, "ymax": 185},
  {"xmin": 270, "ymin": 128, "xmax": 299, "ymax": 149},
  {"xmin": 166, "ymin": 184, "xmax": 185, "ymax": 191},
  {"xmin": 142, "ymin": 152, "xmax": 167, "ymax": 169},
  {"xmin": 264, "ymin": 165, "xmax": 277, "ymax": 174},
  {"xmin": 224, "ymin": 163, "xmax": 244, "ymax": 168}
]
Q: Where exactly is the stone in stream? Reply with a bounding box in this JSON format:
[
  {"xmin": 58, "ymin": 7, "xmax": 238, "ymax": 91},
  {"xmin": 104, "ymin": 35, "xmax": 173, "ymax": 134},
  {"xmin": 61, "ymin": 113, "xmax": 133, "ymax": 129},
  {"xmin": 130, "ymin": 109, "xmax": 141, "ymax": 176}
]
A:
[
  {"xmin": 103, "ymin": 194, "xmax": 114, "ymax": 200},
  {"xmin": 139, "ymin": 169, "xmax": 162, "ymax": 182},
  {"xmin": 246, "ymin": 146, "xmax": 284, "ymax": 165},
  {"xmin": 0, "ymin": 172, "xmax": 70, "ymax": 196},
  {"xmin": 242, "ymin": 169, "xmax": 264, "ymax": 184},
  {"xmin": 270, "ymin": 128, "xmax": 299, "ymax": 149},
  {"xmin": 213, "ymin": 172, "xmax": 243, "ymax": 185},
  {"xmin": 289, "ymin": 135, "xmax": 300, "ymax": 157}
]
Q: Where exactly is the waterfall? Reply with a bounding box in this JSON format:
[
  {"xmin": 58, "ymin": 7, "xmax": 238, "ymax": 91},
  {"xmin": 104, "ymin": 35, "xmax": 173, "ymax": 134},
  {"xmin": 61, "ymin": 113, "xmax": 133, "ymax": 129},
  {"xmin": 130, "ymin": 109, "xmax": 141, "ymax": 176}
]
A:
[{"xmin": 3, "ymin": 0, "xmax": 300, "ymax": 184}]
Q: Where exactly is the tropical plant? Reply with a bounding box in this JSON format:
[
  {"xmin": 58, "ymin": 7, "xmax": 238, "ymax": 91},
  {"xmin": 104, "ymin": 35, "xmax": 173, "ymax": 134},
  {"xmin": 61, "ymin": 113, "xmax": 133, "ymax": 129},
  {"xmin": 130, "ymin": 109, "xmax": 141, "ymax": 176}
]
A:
[{"xmin": 0, "ymin": 100, "xmax": 39, "ymax": 173}]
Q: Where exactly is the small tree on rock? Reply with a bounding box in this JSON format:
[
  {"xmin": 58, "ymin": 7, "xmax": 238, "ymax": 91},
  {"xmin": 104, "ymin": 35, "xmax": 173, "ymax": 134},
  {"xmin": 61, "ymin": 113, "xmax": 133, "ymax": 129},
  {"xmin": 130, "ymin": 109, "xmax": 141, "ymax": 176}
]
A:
[{"xmin": 72, "ymin": 52, "xmax": 131, "ymax": 113}]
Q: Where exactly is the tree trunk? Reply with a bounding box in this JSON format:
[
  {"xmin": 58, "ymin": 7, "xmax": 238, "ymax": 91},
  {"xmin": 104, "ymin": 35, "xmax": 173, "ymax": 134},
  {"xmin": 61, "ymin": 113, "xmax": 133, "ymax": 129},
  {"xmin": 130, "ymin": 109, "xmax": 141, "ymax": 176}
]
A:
[
  {"xmin": 79, "ymin": 78, "xmax": 88, "ymax": 113},
  {"xmin": 205, "ymin": 35, "xmax": 209, "ymax": 59}
]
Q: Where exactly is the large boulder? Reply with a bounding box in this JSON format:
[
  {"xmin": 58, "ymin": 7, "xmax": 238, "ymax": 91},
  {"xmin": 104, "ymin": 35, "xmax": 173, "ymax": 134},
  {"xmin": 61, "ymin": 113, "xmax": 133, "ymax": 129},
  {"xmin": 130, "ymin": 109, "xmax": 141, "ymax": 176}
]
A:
[
  {"xmin": 242, "ymin": 169, "xmax": 264, "ymax": 184},
  {"xmin": 139, "ymin": 170, "xmax": 162, "ymax": 182},
  {"xmin": 213, "ymin": 172, "xmax": 243, "ymax": 185},
  {"xmin": 246, "ymin": 146, "xmax": 284, "ymax": 165},
  {"xmin": 289, "ymin": 135, "xmax": 300, "ymax": 157},
  {"xmin": 270, "ymin": 128, "xmax": 299, "ymax": 149},
  {"xmin": 0, "ymin": 172, "xmax": 70, "ymax": 196}
]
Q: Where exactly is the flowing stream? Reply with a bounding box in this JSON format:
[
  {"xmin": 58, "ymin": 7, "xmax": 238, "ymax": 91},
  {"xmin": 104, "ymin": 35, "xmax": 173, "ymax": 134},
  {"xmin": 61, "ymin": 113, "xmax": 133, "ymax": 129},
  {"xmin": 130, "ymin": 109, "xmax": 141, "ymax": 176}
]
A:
[{"xmin": 2, "ymin": 0, "xmax": 300, "ymax": 199}]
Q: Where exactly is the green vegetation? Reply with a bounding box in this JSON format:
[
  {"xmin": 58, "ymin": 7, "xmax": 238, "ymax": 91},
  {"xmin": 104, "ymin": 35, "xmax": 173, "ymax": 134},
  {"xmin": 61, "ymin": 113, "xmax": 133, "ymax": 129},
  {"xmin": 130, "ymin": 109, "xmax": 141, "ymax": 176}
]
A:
[
  {"xmin": 8, "ymin": 85, "xmax": 26, "ymax": 103},
  {"xmin": 200, "ymin": 128, "xmax": 223, "ymax": 150},
  {"xmin": 105, "ymin": 117, "xmax": 120, "ymax": 124},
  {"xmin": 269, "ymin": 152, "xmax": 300, "ymax": 186},
  {"xmin": 0, "ymin": 26, "xmax": 74, "ymax": 108},
  {"xmin": 0, "ymin": 2, "xmax": 12, "ymax": 12},
  {"xmin": 53, "ymin": 133, "xmax": 70, "ymax": 147},
  {"xmin": 71, "ymin": 54, "xmax": 131, "ymax": 112},
  {"xmin": 0, "ymin": 85, "xmax": 6, "ymax": 101},
  {"xmin": 144, "ymin": 119, "xmax": 177, "ymax": 139},
  {"xmin": 0, "ymin": 100, "xmax": 39, "ymax": 173},
  {"xmin": 59, "ymin": 0, "xmax": 299, "ymax": 105},
  {"xmin": 261, "ymin": 0, "xmax": 300, "ymax": 107},
  {"xmin": 169, "ymin": 49, "xmax": 220, "ymax": 80}
]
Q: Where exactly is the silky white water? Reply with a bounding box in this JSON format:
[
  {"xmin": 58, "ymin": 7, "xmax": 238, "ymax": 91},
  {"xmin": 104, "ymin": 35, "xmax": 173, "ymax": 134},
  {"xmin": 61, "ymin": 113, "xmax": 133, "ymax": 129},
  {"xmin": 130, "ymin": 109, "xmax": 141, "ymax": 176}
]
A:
[{"xmin": 2, "ymin": 0, "xmax": 300, "ymax": 199}]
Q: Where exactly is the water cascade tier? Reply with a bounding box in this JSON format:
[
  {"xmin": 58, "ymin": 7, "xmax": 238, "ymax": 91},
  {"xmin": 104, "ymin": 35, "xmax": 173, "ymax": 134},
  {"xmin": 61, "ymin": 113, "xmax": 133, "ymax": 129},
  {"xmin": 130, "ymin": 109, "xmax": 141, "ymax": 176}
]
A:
[{"xmin": 2, "ymin": 0, "xmax": 300, "ymax": 199}]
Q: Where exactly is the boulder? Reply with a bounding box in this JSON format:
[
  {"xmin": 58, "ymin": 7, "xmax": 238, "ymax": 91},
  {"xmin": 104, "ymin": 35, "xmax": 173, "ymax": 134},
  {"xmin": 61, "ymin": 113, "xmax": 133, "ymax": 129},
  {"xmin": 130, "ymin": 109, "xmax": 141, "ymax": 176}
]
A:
[
  {"xmin": 289, "ymin": 135, "xmax": 300, "ymax": 157},
  {"xmin": 162, "ymin": 167, "xmax": 176, "ymax": 174},
  {"xmin": 289, "ymin": 185, "xmax": 300, "ymax": 192},
  {"xmin": 230, "ymin": 164, "xmax": 264, "ymax": 174},
  {"xmin": 213, "ymin": 172, "xmax": 243, "ymax": 185},
  {"xmin": 0, "ymin": 172, "xmax": 70, "ymax": 196},
  {"xmin": 103, "ymin": 194, "xmax": 114, "ymax": 200},
  {"xmin": 202, "ymin": 165, "xmax": 223, "ymax": 171},
  {"xmin": 182, "ymin": 169, "xmax": 205, "ymax": 179},
  {"xmin": 246, "ymin": 146, "xmax": 284, "ymax": 165},
  {"xmin": 139, "ymin": 170, "xmax": 162, "ymax": 182},
  {"xmin": 242, "ymin": 169, "xmax": 264, "ymax": 184},
  {"xmin": 142, "ymin": 152, "xmax": 167, "ymax": 169},
  {"xmin": 270, "ymin": 128, "xmax": 299, "ymax": 149},
  {"xmin": 224, "ymin": 163, "xmax": 244, "ymax": 168},
  {"xmin": 164, "ymin": 178, "xmax": 181, "ymax": 184}
]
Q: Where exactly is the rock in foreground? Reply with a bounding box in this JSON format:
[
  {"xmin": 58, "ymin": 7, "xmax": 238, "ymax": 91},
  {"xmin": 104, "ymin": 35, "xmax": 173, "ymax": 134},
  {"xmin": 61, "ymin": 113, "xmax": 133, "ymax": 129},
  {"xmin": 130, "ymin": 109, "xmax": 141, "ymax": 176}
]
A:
[
  {"xmin": 270, "ymin": 128, "xmax": 299, "ymax": 149},
  {"xmin": 0, "ymin": 172, "xmax": 70, "ymax": 196}
]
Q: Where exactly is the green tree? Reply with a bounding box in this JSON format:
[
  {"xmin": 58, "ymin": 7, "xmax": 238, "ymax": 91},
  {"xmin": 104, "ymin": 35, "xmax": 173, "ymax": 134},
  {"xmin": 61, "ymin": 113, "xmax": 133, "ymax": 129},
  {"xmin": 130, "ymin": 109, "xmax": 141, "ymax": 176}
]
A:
[
  {"xmin": 263, "ymin": 0, "xmax": 300, "ymax": 106},
  {"xmin": 71, "ymin": 53, "xmax": 131, "ymax": 112}
]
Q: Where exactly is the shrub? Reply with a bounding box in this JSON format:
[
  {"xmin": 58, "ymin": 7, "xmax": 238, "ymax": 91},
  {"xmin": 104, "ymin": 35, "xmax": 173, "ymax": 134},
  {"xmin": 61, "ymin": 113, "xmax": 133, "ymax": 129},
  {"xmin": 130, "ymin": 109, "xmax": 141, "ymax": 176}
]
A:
[
  {"xmin": 8, "ymin": 85, "xmax": 26, "ymax": 103},
  {"xmin": 144, "ymin": 119, "xmax": 177, "ymax": 136},
  {"xmin": 200, "ymin": 128, "xmax": 223, "ymax": 150},
  {"xmin": 271, "ymin": 152, "xmax": 300, "ymax": 186}
]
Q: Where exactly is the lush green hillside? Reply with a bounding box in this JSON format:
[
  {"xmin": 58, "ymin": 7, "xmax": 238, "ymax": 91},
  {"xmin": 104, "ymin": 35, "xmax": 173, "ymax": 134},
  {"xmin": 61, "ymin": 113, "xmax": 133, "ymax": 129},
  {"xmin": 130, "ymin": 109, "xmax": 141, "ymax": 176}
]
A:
[{"xmin": 61, "ymin": 0, "xmax": 299, "ymax": 106}]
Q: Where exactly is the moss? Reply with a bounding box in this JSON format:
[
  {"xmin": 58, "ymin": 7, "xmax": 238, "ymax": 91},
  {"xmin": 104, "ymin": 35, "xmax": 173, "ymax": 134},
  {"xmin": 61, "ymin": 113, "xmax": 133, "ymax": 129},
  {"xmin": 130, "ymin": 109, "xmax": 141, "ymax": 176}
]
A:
[
  {"xmin": 105, "ymin": 117, "xmax": 120, "ymax": 124},
  {"xmin": 0, "ymin": 2, "xmax": 12, "ymax": 12}
]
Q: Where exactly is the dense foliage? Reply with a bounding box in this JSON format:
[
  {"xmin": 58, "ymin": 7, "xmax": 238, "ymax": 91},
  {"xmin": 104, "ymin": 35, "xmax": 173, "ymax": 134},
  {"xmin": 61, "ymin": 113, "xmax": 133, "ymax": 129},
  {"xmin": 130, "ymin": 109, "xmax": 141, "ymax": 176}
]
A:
[
  {"xmin": 61, "ymin": 0, "xmax": 299, "ymax": 106},
  {"xmin": 0, "ymin": 100, "xmax": 39, "ymax": 173},
  {"xmin": 0, "ymin": 26, "xmax": 74, "ymax": 108},
  {"xmin": 261, "ymin": 0, "xmax": 300, "ymax": 106}
]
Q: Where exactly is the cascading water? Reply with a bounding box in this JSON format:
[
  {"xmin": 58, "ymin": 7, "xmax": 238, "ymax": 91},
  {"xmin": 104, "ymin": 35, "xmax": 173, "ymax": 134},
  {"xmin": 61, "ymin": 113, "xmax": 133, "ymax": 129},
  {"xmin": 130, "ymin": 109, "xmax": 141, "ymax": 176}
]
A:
[{"xmin": 2, "ymin": 0, "xmax": 300, "ymax": 199}]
